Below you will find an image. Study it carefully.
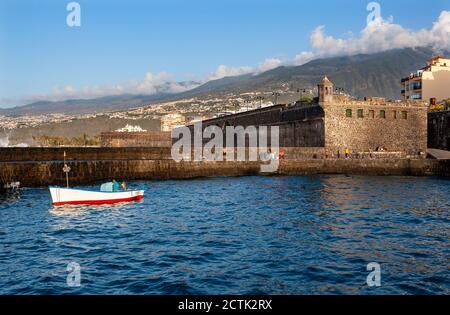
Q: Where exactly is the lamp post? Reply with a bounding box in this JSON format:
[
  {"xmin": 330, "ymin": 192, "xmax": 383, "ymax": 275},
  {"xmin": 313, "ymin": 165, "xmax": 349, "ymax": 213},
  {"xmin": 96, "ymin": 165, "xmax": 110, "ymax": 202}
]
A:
[
  {"xmin": 335, "ymin": 87, "xmax": 345, "ymax": 95},
  {"xmin": 233, "ymin": 100, "xmax": 239, "ymax": 114},
  {"xmin": 257, "ymin": 96, "xmax": 264, "ymax": 108},
  {"xmin": 272, "ymin": 92, "xmax": 281, "ymax": 105},
  {"xmin": 292, "ymin": 87, "xmax": 314, "ymax": 104},
  {"xmin": 244, "ymin": 99, "xmax": 251, "ymax": 111},
  {"xmin": 296, "ymin": 88, "xmax": 309, "ymax": 101}
]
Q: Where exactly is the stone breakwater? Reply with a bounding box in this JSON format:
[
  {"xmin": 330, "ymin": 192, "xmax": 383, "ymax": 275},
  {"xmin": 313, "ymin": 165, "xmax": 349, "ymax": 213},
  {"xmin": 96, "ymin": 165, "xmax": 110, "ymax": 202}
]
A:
[
  {"xmin": 0, "ymin": 147, "xmax": 448, "ymax": 187},
  {"xmin": 0, "ymin": 147, "xmax": 172, "ymax": 162}
]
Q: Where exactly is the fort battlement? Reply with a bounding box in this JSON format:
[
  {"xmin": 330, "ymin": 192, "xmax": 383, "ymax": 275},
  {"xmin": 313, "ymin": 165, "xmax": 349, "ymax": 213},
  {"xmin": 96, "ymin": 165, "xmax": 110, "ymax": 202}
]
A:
[
  {"xmin": 331, "ymin": 95, "xmax": 428, "ymax": 107},
  {"xmin": 177, "ymin": 76, "xmax": 428, "ymax": 158}
]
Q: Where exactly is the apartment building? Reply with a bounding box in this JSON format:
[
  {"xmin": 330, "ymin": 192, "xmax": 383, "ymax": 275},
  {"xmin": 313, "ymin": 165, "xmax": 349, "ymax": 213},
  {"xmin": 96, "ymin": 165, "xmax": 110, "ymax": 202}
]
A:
[{"xmin": 401, "ymin": 55, "xmax": 450, "ymax": 102}]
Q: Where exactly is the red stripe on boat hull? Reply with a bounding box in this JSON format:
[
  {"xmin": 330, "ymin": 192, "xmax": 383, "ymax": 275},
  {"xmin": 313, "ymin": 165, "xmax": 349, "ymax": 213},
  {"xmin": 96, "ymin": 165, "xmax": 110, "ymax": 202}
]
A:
[{"xmin": 53, "ymin": 195, "xmax": 143, "ymax": 206}]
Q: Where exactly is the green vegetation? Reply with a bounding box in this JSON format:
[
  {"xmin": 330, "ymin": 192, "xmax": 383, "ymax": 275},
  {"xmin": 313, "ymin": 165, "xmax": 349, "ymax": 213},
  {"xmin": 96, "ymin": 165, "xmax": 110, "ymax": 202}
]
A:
[
  {"xmin": 299, "ymin": 95, "xmax": 313, "ymax": 104},
  {"xmin": 429, "ymin": 104, "xmax": 446, "ymax": 112},
  {"xmin": 429, "ymin": 99, "xmax": 449, "ymax": 112}
]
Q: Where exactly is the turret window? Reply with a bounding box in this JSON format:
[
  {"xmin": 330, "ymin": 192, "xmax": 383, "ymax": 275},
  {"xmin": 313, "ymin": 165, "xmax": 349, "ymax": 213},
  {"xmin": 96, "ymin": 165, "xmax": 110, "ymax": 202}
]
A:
[
  {"xmin": 345, "ymin": 109, "xmax": 352, "ymax": 117},
  {"xmin": 357, "ymin": 109, "xmax": 364, "ymax": 118},
  {"xmin": 379, "ymin": 110, "xmax": 386, "ymax": 119},
  {"xmin": 401, "ymin": 111, "xmax": 408, "ymax": 119}
]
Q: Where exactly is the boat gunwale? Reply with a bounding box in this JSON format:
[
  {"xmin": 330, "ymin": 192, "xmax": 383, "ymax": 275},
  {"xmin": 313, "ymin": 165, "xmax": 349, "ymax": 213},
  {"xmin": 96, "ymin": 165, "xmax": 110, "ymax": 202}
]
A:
[{"xmin": 48, "ymin": 186, "xmax": 144, "ymax": 194}]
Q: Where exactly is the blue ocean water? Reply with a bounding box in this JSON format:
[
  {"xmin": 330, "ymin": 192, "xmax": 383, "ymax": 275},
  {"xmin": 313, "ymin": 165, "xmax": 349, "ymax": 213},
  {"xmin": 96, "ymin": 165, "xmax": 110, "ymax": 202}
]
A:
[{"xmin": 0, "ymin": 175, "xmax": 448, "ymax": 295}]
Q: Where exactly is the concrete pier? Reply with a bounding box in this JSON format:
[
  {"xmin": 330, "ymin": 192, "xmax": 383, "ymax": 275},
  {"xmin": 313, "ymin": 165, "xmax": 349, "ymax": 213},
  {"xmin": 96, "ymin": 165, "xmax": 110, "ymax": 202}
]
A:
[{"xmin": 0, "ymin": 148, "xmax": 449, "ymax": 187}]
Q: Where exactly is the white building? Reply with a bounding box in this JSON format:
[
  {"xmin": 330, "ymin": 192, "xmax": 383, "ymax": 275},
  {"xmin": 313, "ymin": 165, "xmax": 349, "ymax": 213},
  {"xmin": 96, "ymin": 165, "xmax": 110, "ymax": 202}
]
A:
[
  {"xmin": 401, "ymin": 55, "xmax": 450, "ymax": 102},
  {"xmin": 160, "ymin": 114, "xmax": 186, "ymax": 132},
  {"xmin": 115, "ymin": 124, "xmax": 147, "ymax": 132}
]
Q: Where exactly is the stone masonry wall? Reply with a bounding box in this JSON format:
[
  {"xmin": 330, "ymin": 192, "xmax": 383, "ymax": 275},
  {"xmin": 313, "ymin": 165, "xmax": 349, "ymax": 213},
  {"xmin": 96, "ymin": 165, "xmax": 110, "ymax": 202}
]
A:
[
  {"xmin": 101, "ymin": 131, "xmax": 172, "ymax": 148},
  {"xmin": 1, "ymin": 159, "xmax": 448, "ymax": 188},
  {"xmin": 428, "ymin": 110, "xmax": 450, "ymax": 150},
  {"xmin": 0, "ymin": 147, "xmax": 172, "ymax": 161},
  {"xmin": 181, "ymin": 98, "xmax": 429, "ymax": 156},
  {"xmin": 180, "ymin": 104, "xmax": 325, "ymax": 148},
  {"xmin": 323, "ymin": 98, "xmax": 428, "ymax": 157}
]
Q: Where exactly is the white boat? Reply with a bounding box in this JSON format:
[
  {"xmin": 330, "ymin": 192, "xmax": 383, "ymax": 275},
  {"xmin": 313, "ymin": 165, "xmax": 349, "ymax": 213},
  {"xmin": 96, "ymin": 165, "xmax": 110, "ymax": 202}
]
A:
[
  {"xmin": 50, "ymin": 153, "xmax": 144, "ymax": 206},
  {"xmin": 49, "ymin": 186, "xmax": 144, "ymax": 206}
]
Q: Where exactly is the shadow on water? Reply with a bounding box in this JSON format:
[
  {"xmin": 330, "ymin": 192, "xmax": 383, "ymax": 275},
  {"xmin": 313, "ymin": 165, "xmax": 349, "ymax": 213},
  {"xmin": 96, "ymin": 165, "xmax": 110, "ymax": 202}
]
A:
[
  {"xmin": 48, "ymin": 199, "xmax": 144, "ymax": 217},
  {"xmin": 0, "ymin": 190, "xmax": 21, "ymax": 205}
]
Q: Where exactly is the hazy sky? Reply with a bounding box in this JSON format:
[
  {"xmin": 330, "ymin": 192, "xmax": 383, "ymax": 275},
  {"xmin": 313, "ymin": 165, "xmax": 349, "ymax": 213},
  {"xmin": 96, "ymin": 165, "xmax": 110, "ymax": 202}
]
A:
[{"xmin": 0, "ymin": 0, "xmax": 449, "ymax": 107}]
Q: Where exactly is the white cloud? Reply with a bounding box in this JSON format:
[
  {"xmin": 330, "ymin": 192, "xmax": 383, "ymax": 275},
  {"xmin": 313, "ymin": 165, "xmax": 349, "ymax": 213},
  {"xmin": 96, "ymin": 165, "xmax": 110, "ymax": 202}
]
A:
[
  {"xmin": 135, "ymin": 71, "xmax": 172, "ymax": 94},
  {"xmin": 206, "ymin": 58, "xmax": 282, "ymax": 81},
  {"xmin": 257, "ymin": 58, "xmax": 282, "ymax": 72},
  {"xmin": 17, "ymin": 71, "xmax": 201, "ymax": 105},
  {"xmin": 292, "ymin": 51, "xmax": 316, "ymax": 66},
  {"xmin": 291, "ymin": 10, "xmax": 450, "ymax": 65},
  {"xmin": 211, "ymin": 10, "xmax": 450, "ymax": 72},
  {"xmin": 207, "ymin": 64, "xmax": 254, "ymax": 81},
  {"xmin": 426, "ymin": 10, "xmax": 450, "ymax": 51}
]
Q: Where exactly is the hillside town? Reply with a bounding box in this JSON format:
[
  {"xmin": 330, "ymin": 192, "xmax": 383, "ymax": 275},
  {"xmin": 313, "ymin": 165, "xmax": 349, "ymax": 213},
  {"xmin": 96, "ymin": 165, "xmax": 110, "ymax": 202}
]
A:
[{"xmin": 0, "ymin": 56, "xmax": 449, "ymax": 147}]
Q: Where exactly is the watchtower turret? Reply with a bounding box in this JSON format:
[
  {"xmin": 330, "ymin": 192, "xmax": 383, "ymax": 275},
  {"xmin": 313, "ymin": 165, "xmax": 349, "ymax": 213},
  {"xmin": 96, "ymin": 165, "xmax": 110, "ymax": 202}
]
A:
[{"xmin": 318, "ymin": 75, "xmax": 334, "ymax": 105}]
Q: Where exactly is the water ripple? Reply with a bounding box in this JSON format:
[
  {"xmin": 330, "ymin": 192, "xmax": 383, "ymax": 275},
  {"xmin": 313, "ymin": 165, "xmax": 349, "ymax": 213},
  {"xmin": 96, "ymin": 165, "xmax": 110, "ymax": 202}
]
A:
[{"xmin": 0, "ymin": 175, "xmax": 449, "ymax": 294}]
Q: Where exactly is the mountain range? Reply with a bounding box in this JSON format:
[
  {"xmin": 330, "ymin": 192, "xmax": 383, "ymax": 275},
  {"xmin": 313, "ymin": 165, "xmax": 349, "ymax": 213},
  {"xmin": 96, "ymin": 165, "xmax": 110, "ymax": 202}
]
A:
[
  {"xmin": 0, "ymin": 47, "xmax": 444, "ymax": 117},
  {"xmin": 180, "ymin": 47, "xmax": 441, "ymax": 99}
]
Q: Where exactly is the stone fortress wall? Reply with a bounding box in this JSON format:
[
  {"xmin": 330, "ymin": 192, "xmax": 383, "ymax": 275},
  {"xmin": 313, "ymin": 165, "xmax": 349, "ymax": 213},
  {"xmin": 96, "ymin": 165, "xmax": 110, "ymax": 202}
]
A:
[
  {"xmin": 0, "ymin": 147, "xmax": 172, "ymax": 161},
  {"xmin": 323, "ymin": 95, "xmax": 428, "ymax": 157},
  {"xmin": 428, "ymin": 110, "xmax": 450, "ymax": 150},
  {"xmin": 184, "ymin": 104, "xmax": 325, "ymax": 148},
  {"xmin": 0, "ymin": 152, "xmax": 448, "ymax": 187},
  {"xmin": 100, "ymin": 131, "xmax": 172, "ymax": 148},
  {"xmin": 179, "ymin": 76, "xmax": 428, "ymax": 159}
]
